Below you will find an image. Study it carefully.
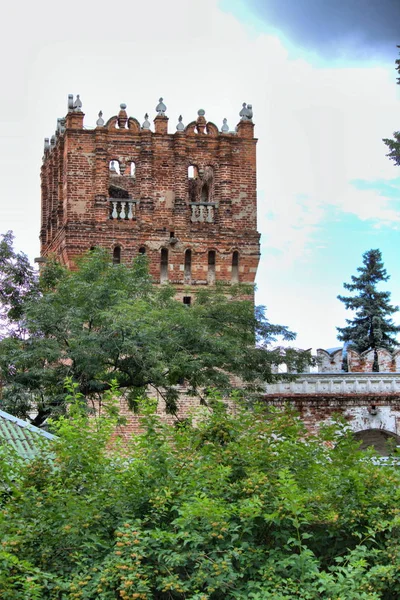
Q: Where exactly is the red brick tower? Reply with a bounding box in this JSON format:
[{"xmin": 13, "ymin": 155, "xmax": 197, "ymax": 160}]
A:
[{"xmin": 40, "ymin": 96, "xmax": 260, "ymax": 302}]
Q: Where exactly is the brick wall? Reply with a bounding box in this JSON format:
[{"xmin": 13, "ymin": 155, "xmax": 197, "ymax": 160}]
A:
[{"xmin": 40, "ymin": 99, "xmax": 260, "ymax": 297}]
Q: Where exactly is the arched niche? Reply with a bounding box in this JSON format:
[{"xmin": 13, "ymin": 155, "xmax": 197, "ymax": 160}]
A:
[
  {"xmin": 113, "ymin": 246, "xmax": 121, "ymax": 265},
  {"xmin": 232, "ymin": 250, "xmax": 239, "ymax": 283},
  {"xmin": 353, "ymin": 429, "xmax": 400, "ymax": 457}
]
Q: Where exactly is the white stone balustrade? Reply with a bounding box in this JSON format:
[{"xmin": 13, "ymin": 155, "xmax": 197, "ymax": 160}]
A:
[
  {"xmin": 109, "ymin": 199, "xmax": 138, "ymax": 220},
  {"xmin": 265, "ymin": 373, "xmax": 400, "ymax": 396},
  {"xmin": 190, "ymin": 202, "xmax": 216, "ymax": 223}
]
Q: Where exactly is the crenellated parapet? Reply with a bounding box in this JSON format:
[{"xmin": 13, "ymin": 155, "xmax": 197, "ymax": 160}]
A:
[
  {"xmin": 39, "ymin": 95, "xmax": 260, "ymax": 299},
  {"xmin": 317, "ymin": 347, "xmax": 400, "ymax": 373}
]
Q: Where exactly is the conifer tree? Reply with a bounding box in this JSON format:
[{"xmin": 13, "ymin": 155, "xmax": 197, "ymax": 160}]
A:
[{"xmin": 337, "ymin": 249, "xmax": 400, "ymax": 371}]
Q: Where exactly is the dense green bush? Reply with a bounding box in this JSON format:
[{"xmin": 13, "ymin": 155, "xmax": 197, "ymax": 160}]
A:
[{"xmin": 1, "ymin": 388, "xmax": 400, "ymax": 599}]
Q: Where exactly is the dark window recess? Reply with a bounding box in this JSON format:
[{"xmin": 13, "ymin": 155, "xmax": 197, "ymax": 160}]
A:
[
  {"xmin": 113, "ymin": 246, "xmax": 121, "ymax": 264},
  {"xmin": 139, "ymin": 246, "xmax": 146, "ymax": 255},
  {"xmin": 184, "ymin": 249, "xmax": 192, "ymax": 282},
  {"xmin": 160, "ymin": 248, "xmax": 168, "ymax": 282},
  {"xmin": 232, "ymin": 251, "xmax": 239, "ymax": 283},
  {"xmin": 201, "ymin": 183, "xmax": 209, "ymax": 202},
  {"xmin": 208, "ymin": 250, "xmax": 216, "ymax": 284},
  {"xmin": 183, "ymin": 296, "xmax": 192, "ymax": 306},
  {"xmin": 109, "ymin": 185, "xmax": 129, "ymax": 199}
]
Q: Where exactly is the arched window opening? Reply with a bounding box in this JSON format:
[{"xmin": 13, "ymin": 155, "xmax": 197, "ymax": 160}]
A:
[
  {"xmin": 353, "ymin": 429, "xmax": 400, "ymax": 457},
  {"xmin": 208, "ymin": 250, "xmax": 216, "ymax": 285},
  {"xmin": 109, "ymin": 160, "xmax": 121, "ymax": 175},
  {"xmin": 160, "ymin": 248, "xmax": 168, "ymax": 283},
  {"xmin": 130, "ymin": 162, "xmax": 136, "ymax": 177},
  {"xmin": 113, "ymin": 246, "xmax": 121, "ymax": 264},
  {"xmin": 184, "ymin": 249, "xmax": 192, "ymax": 283},
  {"xmin": 232, "ymin": 251, "xmax": 239, "ymax": 283},
  {"xmin": 139, "ymin": 246, "xmax": 146, "ymax": 255},
  {"xmin": 188, "ymin": 165, "xmax": 198, "ymax": 179}
]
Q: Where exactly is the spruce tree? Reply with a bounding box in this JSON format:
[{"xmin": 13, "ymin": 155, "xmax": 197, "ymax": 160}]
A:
[{"xmin": 337, "ymin": 249, "xmax": 400, "ymax": 371}]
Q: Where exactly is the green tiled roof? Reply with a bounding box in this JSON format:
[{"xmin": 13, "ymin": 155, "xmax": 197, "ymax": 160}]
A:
[{"xmin": 0, "ymin": 409, "xmax": 56, "ymax": 460}]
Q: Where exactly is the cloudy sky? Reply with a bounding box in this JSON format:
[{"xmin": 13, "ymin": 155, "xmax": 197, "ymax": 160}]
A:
[{"xmin": 1, "ymin": 0, "xmax": 399, "ymax": 351}]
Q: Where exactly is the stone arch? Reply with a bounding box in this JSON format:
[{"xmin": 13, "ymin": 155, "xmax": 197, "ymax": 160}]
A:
[
  {"xmin": 127, "ymin": 117, "xmax": 141, "ymax": 133},
  {"xmin": 184, "ymin": 121, "xmax": 198, "ymax": 136},
  {"xmin": 105, "ymin": 116, "xmax": 118, "ymax": 130},
  {"xmin": 353, "ymin": 428, "xmax": 400, "ymax": 456},
  {"xmin": 205, "ymin": 122, "xmax": 218, "ymax": 136}
]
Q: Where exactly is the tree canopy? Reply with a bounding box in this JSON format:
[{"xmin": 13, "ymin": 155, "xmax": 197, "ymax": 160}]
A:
[
  {"xmin": 0, "ymin": 233, "xmax": 311, "ymax": 426},
  {"xmin": 337, "ymin": 249, "xmax": 400, "ymax": 367},
  {"xmin": 1, "ymin": 390, "xmax": 400, "ymax": 599},
  {"xmin": 383, "ymin": 45, "xmax": 400, "ymax": 166}
]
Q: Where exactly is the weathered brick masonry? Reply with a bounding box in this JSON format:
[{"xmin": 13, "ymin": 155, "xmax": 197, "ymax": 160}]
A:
[
  {"xmin": 40, "ymin": 96, "xmax": 400, "ymax": 454},
  {"xmin": 265, "ymin": 348, "xmax": 400, "ymax": 455},
  {"xmin": 40, "ymin": 97, "xmax": 260, "ymax": 303}
]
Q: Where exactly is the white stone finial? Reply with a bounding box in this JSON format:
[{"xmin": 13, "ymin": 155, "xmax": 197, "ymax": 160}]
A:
[
  {"xmin": 221, "ymin": 118, "xmax": 229, "ymax": 133},
  {"xmin": 142, "ymin": 113, "xmax": 151, "ymax": 129},
  {"xmin": 50, "ymin": 135, "xmax": 56, "ymax": 147},
  {"xmin": 247, "ymin": 104, "xmax": 253, "ymax": 121},
  {"xmin": 176, "ymin": 115, "xmax": 185, "ymax": 131},
  {"xmin": 44, "ymin": 138, "xmax": 50, "ymax": 152},
  {"xmin": 197, "ymin": 109, "xmax": 205, "ymax": 117},
  {"xmin": 96, "ymin": 111, "xmax": 105, "ymax": 127},
  {"xmin": 239, "ymin": 102, "xmax": 248, "ymax": 120},
  {"xmin": 67, "ymin": 94, "xmax": 74, "ymax": 112},
  {"xmin": 73, "ymin": 94, "xmax": 82, "ymax": 111},
  {"xmin": 156, "ymin": 97, "xmax": 167, "ymax": 116}
]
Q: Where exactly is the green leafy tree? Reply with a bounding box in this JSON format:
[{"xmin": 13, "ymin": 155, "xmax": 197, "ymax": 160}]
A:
[
  {"xmin": 383, "ymin": 45, "xmax": 400, "ymax": 165},
  {"xmin": 0, "ymin": 240, "xmax": 312, "ymax": 425},
  {"xmin": 0, "ymin": 231, "xmax": 38, "ymax": 338},
  {"xmin": 337, "ymin": 249, "xmax": 400, "ymax": 370},
  {"xmin": 1, "ymin": 392, "xmax": 400, "ymax": 599}
]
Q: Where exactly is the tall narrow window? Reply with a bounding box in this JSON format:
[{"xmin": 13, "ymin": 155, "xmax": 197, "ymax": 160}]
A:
[
  {"xmin": 201, "ymin": 183, "xmax": 209, "ymax": 203},
  {"xmin": 160, "ymin": 248, "xmax": 168, "ymax": 283},
  {"xmin": 109, "ymin": 160, "xmax": 121, "ymax": 174},
  {"xmin": 130, "ymin": 161, "xmax": 136, "ymax": 177},
  {"xmin": 232, "ymin": 251, "xmax": 239, "ymax": 283},
  {"xmin": 184, "ymin": 249, "xmax": 192, "ymax": 283},
  {"xmin": 208, "ymin": 250, "xmax": 216, "ymax": 284},
  {"xmin": 113, "ymin": 246, "xmax": 121, "ymax": 264}
]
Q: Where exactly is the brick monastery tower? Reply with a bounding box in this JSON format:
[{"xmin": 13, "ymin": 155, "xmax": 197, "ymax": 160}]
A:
[{"xmin": 39, "ymin": 95, "xmax": 260, "ymax": 302}]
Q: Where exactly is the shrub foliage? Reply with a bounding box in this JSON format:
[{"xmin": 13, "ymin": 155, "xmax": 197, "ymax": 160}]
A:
[{"xmin": 1, "ymin": 390, "xmax": 400, "ymax": 599}]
